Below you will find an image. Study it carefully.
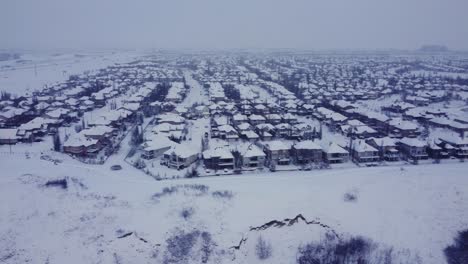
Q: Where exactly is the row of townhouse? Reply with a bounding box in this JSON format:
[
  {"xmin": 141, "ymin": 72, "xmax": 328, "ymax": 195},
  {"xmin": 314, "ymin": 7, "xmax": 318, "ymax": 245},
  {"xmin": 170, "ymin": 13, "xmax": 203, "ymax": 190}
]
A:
[{"xmin": 210, "ymin": 113, "xmax": 320, "ymax": 142}]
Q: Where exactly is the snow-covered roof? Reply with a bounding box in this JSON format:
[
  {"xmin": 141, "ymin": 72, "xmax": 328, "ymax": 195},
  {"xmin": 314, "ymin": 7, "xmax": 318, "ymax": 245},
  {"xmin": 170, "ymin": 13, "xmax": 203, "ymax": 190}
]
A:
[
  {"xmin": 241, "ymin": 144, "xmax": 265, "ymax": 158},
  {"xmin": 368, "ymin": 137, "xmax": 396, "ymax": 147},
  {"xmin": 64, "ymin": 133, "xmax": 98, "ymax": 148},
  {"xmin": 0, "ymin": 128, "xmax": 19, "ymax": 139},
  {"xmin": 294, "ymin": 140, "xmax": 322, "ymax": 150},
  {"xmin": 81, "ymin": 126, "xmax": 114, "ymax": 137},
  {"xmin": 203, "ymin": 146, "xmax": 233, "ymax": 159},
  {"xmin": 352, "ymin": 140, "xmax": 378, "ymax": 152},
  {"xmin": 399, "ymin": 138, "xmax": 427, "ymax": 147},
  {"xmin": 164, "ymin": 144, "xmax": 199, "ymax": 158},
  {"xmin": 321, "ymin": 142, "xmax": 348, "ymax": 154},
  {"xmin": 390, "ymin": 119, "xmax": 418, "ymax": 130},
  {"xmin": 264, "ymin": 140, "xmax": 291, "ymax": 151},
  {"xmin": 142, "ymin": 136, "xmax": 177, "ymax": 151},
  {"xmin": 439, "ymin": 134, "xmax": 468, "ymax": 146}
]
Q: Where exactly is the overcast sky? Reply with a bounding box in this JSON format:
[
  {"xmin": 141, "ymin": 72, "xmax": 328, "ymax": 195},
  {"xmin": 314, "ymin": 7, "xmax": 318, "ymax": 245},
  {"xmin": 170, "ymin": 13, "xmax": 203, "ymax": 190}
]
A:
[{"xmin": 1, "ymin": 0, "xmax": 468, "ymax": 51}]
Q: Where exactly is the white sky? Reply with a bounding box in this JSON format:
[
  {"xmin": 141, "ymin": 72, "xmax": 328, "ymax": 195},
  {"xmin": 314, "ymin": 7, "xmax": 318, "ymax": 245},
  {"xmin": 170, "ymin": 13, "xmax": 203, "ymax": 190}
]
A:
[{"xmin": 1, "ymin": 0, "xmax": 468, "ymax": 50}]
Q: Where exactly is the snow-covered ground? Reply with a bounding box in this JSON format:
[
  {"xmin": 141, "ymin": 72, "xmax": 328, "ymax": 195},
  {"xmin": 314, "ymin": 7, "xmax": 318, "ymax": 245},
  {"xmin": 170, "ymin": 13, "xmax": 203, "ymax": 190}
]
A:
[
  {"xmin": 0, "ymin": 150, "xmax": 466, "ymax": 263},
  {"xmin": 180, "ymin": 71, "xmax": 210, "ymax": 107},
  {"xmin": 0, "ymin": 51, "xmax": 142, "ymax": 96}
]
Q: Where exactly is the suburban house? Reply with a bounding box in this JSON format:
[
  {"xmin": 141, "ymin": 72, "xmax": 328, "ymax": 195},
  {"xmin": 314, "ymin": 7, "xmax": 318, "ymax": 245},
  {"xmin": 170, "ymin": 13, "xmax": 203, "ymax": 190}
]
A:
[
  {"xmin": 366, "ymin": 137, "xmax": 399, "ymax": 161},
  {"xmin": 217, "ymin": 124, "xmax": 239, "ymax": 142},
  {"xmin": 240, "ymin": 130, "xmax": 259, "ymax": 142},
  {"xmin": 291, "ymin": 140, "xmax": 322, "ymax": 164},
  {"xmin": 239, "ymin": 144, "xmax": 266, "ymax": 169},
  {"xmin": 157, "ymin": 113, "xmax": 185, "ymax": 125},
  {"xmin": 0, "ymin": 128, "xmax": 19, "ymax": 144},
  {"xmin": 141, "ymin": 136, "xmax": 178, "ymax": 160},
  {"xmin": 232, "ymin": 113, "xmax": 248, "ymax": 126},
  {"xmin": 81, "ymin": 125, "xmax": 115, "ymax": 144},
  {"xmin": 63, "ymin": 133, "xmax": 101, "ymax": 156},
  {"xmin": 263, "ymin": 140, "xmax": 291, "ymax": 166},
  {"xmin": 321, "ymin": 142, "xmax": 349, "ymax": 164},
  {"xmin": 203, "ymin": 146, "xmax": 235, "ymax": 171},
  {"xmin": 438, "ymin": 134, "xmax": 468, "ymax": 159},
  {"xmin": 248, "ymin": 114, "xmax": 266, "ymax": 125},
  {"xmin": 266, "ymin": 114, "xmax": 282, "ymax": 124},
  {"xmin": 389, "ymin": 119, "xmax": 419, "ymax": 138},
  {"xmin": 397, "ymin": 138, "xmax": 428, "ymax": 161},
  {"xmin": 275, "ymin": 123, "xmax": 292, "ymax": 138},
  {"xmin": 350, "ymin": 140, "xmax": 380, "ymax": 163},
  {"xmin": 161, "ymin": 144, "xmax": 199, "ymax": 170},
  {"xmin": 427, "ymin": 140, "xmax": 449, "ymax": 159}
]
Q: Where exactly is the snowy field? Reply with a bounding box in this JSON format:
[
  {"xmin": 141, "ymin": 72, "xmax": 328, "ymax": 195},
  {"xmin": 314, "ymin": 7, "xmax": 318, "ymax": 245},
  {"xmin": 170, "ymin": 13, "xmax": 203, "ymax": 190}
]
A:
[
  {"xmin": 0, "ymin": 151, "xmax": 466, "ymax": 263},
  {"xmin": 0, "ymin": 51, "xmax": 142, "ymax": 96}
]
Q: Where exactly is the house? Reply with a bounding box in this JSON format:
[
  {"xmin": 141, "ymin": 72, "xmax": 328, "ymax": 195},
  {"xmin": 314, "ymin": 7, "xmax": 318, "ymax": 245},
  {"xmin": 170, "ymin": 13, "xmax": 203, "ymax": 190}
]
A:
[
  {"xmin": 217, "ymin": 125, "xmax": 239, "ymax": 142},
  {"xmin": 263, "ymin": 140, "xmax": 291, "ymax": 166},
  {"xmin": 157, "ymin": 113, "xmax": 185, "ymax": 125},
  {"xmin": 0, "ymin": 128, "xmax": 19, "ymax": 144},
  {"xmin": 275, "ymin": 123, "xmax": 292, "ymax": 138},
  {"xmin": 81, "ymin": 125, "xmax": 115, "ymax": 144},
  {"xmin": 341, "ymin": 121, "xmax": 379, "ymax": 139},
  {"xmin": 438, "ymin": 134, "xmax": 468, "ymax": 159},
  {"xmin": 427, "ymin": 140, "xmax": 449, "ymax": 159},
  {"xmin": 282, "ymin": 113, "xmax": 298, "ymax": 124},
  {"xmin": 248, "ymin": 114, "xmax": 266, "ymax": 125},
  {"xmin": 44, "ymin": 108, "xmax": 70, "ymax": 120},
  {"xmin": 366, "ymin": 137, "xmax": 399, "ymax": 161},
  {"xmin": 240, "ymin": 130, "xmax": 259, "ymax": 142},
  {"xmin": 236, "ymin": 122, "xmax": 252, "ymax": 132},
  {"xmin": 203, "ymin": 146, "xmax": 235, "ymax": 171},
  {"xmin": 321, "ymin": 142, "xmax": 349, "ymax": 164},
  {"xmin": 257, "ymin": 130, "xmax": 273, "ymax": 141},
  {"xmin": 397, "ymin": 138, "xmax": 428, "ymax": 161},
  {"xmin": 447, "ymin": 121, "xmax": 468, "ymax": 138},
  {"xmin": 232, "ymin": 113, "xmax": 248, "ymax": 126},
  {"xmin": 389, "ymin": 119, "xmax": 419, "ymax": 138},
  {"xmin": 161, "ymin": 144, "xmax": 198, "ymax": 170},
  {"xmin": 292, "ymin": 140, "xmax": 322, "ymax": 165},
  {"xmin": 239, "ymin": 144, "xmax": 266, "ymax": 169},
  {"xmin": 292, "ymin": 123, "xmax": 318, "ymax": 140},
  {"xmin": 18, "ymin": 117, "xmax": 57, "ymax": 137},
  {"xmin": 316, "ymin": 107, "xmax": 347, "ymax": 128},
  {"xmin": 141, "ymin": 136, "xmax": 177, "ymax": 160},
  {"xmin": 350, "ymin": 140, "xmax": 380, "ymax": 163},
  {"xmin": 63, "ymin": 133, "xmax": 101, "ymax": 156},
  {"xmin": 266, "ymin": 114, "xmax": 282, "ymax": 125}
]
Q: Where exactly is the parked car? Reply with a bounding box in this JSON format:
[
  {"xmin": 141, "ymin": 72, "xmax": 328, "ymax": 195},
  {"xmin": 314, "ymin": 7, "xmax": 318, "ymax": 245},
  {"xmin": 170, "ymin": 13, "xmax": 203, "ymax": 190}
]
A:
[{"xmin": 110, "ymin": 164, "xmax": 122, "ymax": 171}]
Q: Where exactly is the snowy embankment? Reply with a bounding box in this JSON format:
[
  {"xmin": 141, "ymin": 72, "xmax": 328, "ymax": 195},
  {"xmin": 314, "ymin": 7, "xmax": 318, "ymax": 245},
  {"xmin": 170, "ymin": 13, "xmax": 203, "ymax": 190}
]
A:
[{"xmin": 0, "ymin": 153, "xmax": 466, "ymax": 263}]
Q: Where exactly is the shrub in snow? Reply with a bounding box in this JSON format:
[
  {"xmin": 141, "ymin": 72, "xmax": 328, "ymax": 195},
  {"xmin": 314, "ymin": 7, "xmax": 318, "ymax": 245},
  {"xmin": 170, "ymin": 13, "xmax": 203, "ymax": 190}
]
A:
[
  {"xmin": 200, "ymin": 231, "xmax": 213, "ymax": 263},
  {"xmin": 185, "ymin": 167, "xmax": 199, "ymax": 178},
  {"xmin": 163, "ymin": 229, "xmax": 214, "ymax": 264},
  {"xmin": 152, "ymin": 185, "xmax": 210, "ymax": 201},
  {"xmin": 212, "ymin": 190, "xmax": 234, "ymax": 199},
  {"xmin": 255, "ymin": 236, "xmax": 272, "ymax": 260},
  {"xmin": 44, "ymin": 178, "xmax": 68, "ymax": 189},
  {"xmin": 183, "ymin": 184, "xmax": 209, "ymax": 195},
  {"xmin": 180, "ymin": 207, "xmax": 195, "ymax": 220},
  {"xmin": 297, "ymin": 235, "xmax": 373, "ymax": 264},
  {"xmin": 343, "ymin": 191, "xmax": 358, "ymax": 202},
  {"xmin": 444, "ymin": 229, "xmax": 468, "ymax": 264},
  {"xmin": 152, "ymin": 186, "xmax": 178, "ymax": 200},
  {"xmin": 70, "ymin": 177, "xmax": 87, "ymax": 190},
  {"xmin": 296, "ymin": 234, "xmax": 422, "ymax": 264}
]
